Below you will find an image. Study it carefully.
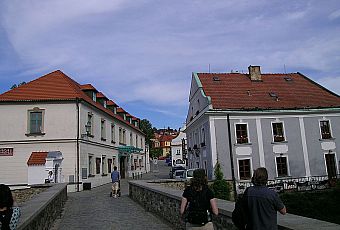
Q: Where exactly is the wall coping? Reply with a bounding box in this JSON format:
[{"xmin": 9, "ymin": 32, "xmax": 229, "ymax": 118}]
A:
[
  {"xmin": 129, "ymin": 180, "xmax": 340, "ymax": 230},
  {"xmin": 17, "ymin": 183, "xmax": 67, "ymax": 230}
]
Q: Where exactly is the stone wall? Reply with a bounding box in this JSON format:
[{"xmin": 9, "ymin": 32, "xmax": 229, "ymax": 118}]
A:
[
  {"xmin": 129, "ymin": 180, "xmax": 340, "ymax": 230},
  {"xmin": 17, "ymin": 183, "xmax": 67, "ymax": 230}
]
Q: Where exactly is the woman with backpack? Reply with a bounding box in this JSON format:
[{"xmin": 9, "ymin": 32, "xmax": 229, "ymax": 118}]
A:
[{"xmin": 180, "ymin": 169, "xmax": 218, "ymax": 229}]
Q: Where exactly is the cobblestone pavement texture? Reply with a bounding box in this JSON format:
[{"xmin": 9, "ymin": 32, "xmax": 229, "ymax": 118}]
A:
[{"xmin": 51, "ymin": 162, "xmax": 174, "ymax": 230}]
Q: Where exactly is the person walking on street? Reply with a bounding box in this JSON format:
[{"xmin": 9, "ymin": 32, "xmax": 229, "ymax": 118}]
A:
[
  {"xmin": 246, "ymin": 167, "xmax": 286, "ymax": 230},
  {"xmin": 180, "ymin": 169, "xmax": 218, "ymax": 229},
  {"xmin": 111, "ymin": 166, "xmax": 120, "ymax": 198}
]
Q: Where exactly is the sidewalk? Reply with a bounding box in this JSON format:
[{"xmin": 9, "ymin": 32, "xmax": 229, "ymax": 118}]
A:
[{"xmin": 51, "ymin": 172, "xmax": 173, "ymax": 230}]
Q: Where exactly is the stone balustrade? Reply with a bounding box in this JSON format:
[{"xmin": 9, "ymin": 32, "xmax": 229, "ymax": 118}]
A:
[
  {"xmin": 129, "ymin": 180, "xmax": 340, "ymax": 230},
  {"xmin": 16, "ymin": 183, "xmax": 67, "ymax": 230}
]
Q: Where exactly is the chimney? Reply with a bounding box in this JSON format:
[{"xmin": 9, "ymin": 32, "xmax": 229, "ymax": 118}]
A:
[{"xmin": 248, "ymin": 65, "xmax": 261, "ymax": 81}]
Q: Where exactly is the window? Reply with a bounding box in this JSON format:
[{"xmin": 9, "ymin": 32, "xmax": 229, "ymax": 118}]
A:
[
  {"xmin": 87, "ymin": 113, "xmax": 93, "ymax": 136},
  {"xmin": 272, "ymin": 122, "xmax": 285, "ymax": 142},
  {"xmin": 111, "ymin": 124, "xmax": 115, "ymax": 143},
  {"xmin": 130, "ymin": 133, "xmax": 133, "ymax": 146},
  {"xmin": 136, "ymin": 135, "xmax": 138, "ymax": 147},
  {"xmin": 276, "ymin": 156, "xmax": 288, "ymax": 177},
  {"xmin": 28, "ymin": 108, "xmax": 44, "ymax": 134},
  {"xmin": 96, "ymin": 158, "xmax": 101, "ymax": 174},
  {"xmin": 123, "ymin": 129, "xmax": 126, "ymax": 144},
  {"xmin": 119, "ymin": 127, "xmax": 123, "ymax": 143},
  {"xmin": 176, "ymin": 149, "xmax": 180, "ymax": 155},
  {"xmin": 101, "ymin": 119, "xmax": 106, "ymax": 141},
  {"xmin": 236, "ymin": 124, "xmax": 248, "ymax": 144},
  {"xmin": 88, "ymin": 155, "xmax": 94, "ymax": 176},
  {"xmin": 141, "ymin": 137, "xmax": 143, "ymax": 149},
  {"xmin": 238, "ymin": 159, "xmax": 251, "ymax": 180},
  {"xmin": 108, "ymin": 158, "xmax": 112, "ymax": 173},
  {"xmin": 320, "ymin": 120, "xmax": 332, "ymax": 139},
  {"xmin": 102, "ymin": 156, "xmax": 106, "ymax": 175},
  {"xmin": 201, "ymin": 127, "xmax": 206, "ymax": 146}
]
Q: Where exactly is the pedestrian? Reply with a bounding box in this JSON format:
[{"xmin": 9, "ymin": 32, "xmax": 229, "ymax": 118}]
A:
[
  {"xmin": 111, "ymin": 166, "xmax": 120, "ymax": 198},
  {"xmin": 180, "ymin": 169, "xmax": 218, "ymax": 229},
  {"xmin": 0, "ymin": 184, "xmax": 21, "ymax": 230},
  {"xmin": 246, "ymin": 167, "xmax": 286, "ymax": 230},
  {"xmin": 47, "ymin": 171, "xmax": 54, "ymax": 183}
]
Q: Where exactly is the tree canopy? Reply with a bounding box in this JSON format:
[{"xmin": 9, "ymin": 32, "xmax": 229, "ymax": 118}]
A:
[{"xmin": 140, "ymin": 119, "xmax": 155, "ymax": 147}]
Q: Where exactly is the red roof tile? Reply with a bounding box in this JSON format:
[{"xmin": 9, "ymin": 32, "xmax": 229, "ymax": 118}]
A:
[
  {"xmin": 117, "ymin": 108, "xmax": 126, "ymax": 113},
  {"xmin": 96, "ymin": 92, "xmax": 107, "ymax": 99},
  {"xmin": 0, "ymin": 70, "xmax": 143, "ymax": 133},
  {"xmin": 27, "ymin": 152, "xmax": 48, "ymax": 166},
  {"xmin": 80, "ymin": 84, "xmax": 97, "ymax": 91},
  {"xmin": 107, "ymin": 100, "xmax": 117, "ymax": 106},
  {"xmin": 197, "ymin": 72, "xmax": 340, "ymax": 110}
]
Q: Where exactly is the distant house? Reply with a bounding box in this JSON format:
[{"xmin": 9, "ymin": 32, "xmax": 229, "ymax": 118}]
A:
[
  {"xmin": 0, "ymin": 70, "xmax": 148, "ymax": 191},
  {"xmin": 170, "ymin": 126, "xmax": 187, "ymax": 166},
  {"xmin": 185, "ymin": 65, "xmax": 340, "ymax": 186}
]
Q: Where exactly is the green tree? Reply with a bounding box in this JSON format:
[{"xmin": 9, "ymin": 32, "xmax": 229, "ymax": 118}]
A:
[
  {"xmin": 150, "ymin": 147, "xmax": 162, "ymax": 158},
  {"xmin": 140, "ymin": 119, "xmax": 155, "ymax": 147},
  {"xmin": 210, "ymin": 161, "xmax": 231, "ymax": 200}
]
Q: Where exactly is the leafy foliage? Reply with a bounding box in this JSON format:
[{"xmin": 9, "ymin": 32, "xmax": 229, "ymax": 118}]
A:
[
  {"xmin": 280, "ymin": 184, "xmax": 340, "ymax": 224},
  {"xmin": 139, "ymin": 119, "xmax": 155, "ymax": 147},
  {"xmin": 210, "ymin": 162, "xmax": 231, "ymax": 200}
]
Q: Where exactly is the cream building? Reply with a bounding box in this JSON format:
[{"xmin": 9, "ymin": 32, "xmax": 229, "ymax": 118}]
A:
[{"xmin": 0, "ymin": 70, "xmax": 148, "ymax": 192}]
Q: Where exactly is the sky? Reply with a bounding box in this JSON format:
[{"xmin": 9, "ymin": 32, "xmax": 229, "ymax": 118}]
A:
[{"xmin": 0, "ymin": 0, "xmax": 340, "ymax": 129}]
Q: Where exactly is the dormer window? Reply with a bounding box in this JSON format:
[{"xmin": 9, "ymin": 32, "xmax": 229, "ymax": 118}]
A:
[
  {"xmin": 103, "ymin": 100, "xmax": 107, "ymax": 108},
  {"xmin": 92, "ymin": 92, "xmax": 96, "ymax": 102},
  {"xmin": 114, "ymin": 107, "xmax": 117, "ymax": 114}
]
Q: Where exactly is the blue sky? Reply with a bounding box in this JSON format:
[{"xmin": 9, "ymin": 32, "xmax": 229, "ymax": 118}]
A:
[{"xmin": 0, "ymin": 1, "xmax": 340, "ymax": 129}]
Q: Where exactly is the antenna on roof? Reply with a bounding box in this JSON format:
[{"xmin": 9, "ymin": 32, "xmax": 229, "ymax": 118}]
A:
[{"xmin": 208, "ymin": 64, "xmax": 211, "ymax": 73}]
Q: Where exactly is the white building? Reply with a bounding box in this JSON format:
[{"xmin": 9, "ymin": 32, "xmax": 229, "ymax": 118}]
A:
[
  {"xmin": 170, "ymin": 126, "xmax": 187, "ymax": 167},
  {"xmin": 0, "ymin": 70, "xmax": 148, "ymax": 192}
]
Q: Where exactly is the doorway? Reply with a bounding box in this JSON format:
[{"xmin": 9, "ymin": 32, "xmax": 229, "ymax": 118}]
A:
[
  {"xmin": 325, "ymin": 153, "xmax": 337, "ymax": 179},
  {"xmin": 120, "ymin": 156, "xmax": 126, "ymax": 179}
]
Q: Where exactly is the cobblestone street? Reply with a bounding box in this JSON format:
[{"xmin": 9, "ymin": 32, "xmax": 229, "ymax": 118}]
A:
[{"xmin": 51, "ymin": 162, "xmax": 174, "ymax": 230}]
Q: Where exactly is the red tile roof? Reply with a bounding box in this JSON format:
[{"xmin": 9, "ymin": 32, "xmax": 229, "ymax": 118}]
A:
[
  {"xmin": 197, "ymin": 72, "xmax": 340, "ymax": 110},
  {"xmin": 80, "ymin": 84, "xmax": 97, "ymax": 91},
  {"xmin": 96, "ymin": 92, "xmax": 107, "ymax": 99},
  {"xmin": 159, "ymin": 135, "xmax": 174, "ymax": 142},
  {"xmin": 0, "ymin": 70, "xmax": 143, "ymax": 133},
  {"xmin": 107, "ymin": 100, "xmax": 117, "ymax": 106},
  {"xmin": 117, "ymin": 107, "xmax": 126, "ymax": 113},
  {"xmin": 27, "ymin": 152, "xmax": 48, "ymax": 166}
]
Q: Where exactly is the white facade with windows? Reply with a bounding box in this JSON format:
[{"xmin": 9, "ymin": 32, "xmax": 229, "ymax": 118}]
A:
[
  {"xmin": 185, "ymin": 67, "xmax": 340, "ymax": 186},
  {"xmin": 170, "ymin": 126, "xmax": 187, "ymax": 167},
  {"xmin": 0, "ymin": 70, "xmax": 148, "ymax": 192}
]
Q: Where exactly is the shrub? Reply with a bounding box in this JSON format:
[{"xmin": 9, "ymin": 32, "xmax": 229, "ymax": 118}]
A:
[{"xmin": 210, "ymin": 162, "xmax": 231, "ymax": 200}]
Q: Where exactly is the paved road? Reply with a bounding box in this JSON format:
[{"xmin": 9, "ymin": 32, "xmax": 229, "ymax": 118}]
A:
[{"xmin": 51, "ymin": 161, "xmax": 174, "ymax": 230}]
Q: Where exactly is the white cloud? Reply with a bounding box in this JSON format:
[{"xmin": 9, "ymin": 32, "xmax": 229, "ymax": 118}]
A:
[
  {"xmin": 329, "ymin": 9, "xmax": 340, "ymax": 20},
  {"xmin": 318, "ymin": 76, "xmax": 340, "ymax": 96}
]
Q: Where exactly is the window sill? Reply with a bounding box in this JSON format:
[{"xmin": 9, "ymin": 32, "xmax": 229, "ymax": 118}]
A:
[
  {"xmin": 87, "ymin": 134, "xmax": 94, "ymax": 138},
  {"xmin": 234, "ymin": 142, "xmax": 252, "ymax": 146},
  {"xmin": 119, "ymin": 143, "xmax": 126, "ymax": 146},
  {"xmin": 101, "ymin": 174, "xmax": 108, "ymax": 177},
  {"xmin": 101, "ymin": 138, "xmax": 107, "ymax": 141},
  {"xmin": 319, "ymin": 138, "xmax": 336, "ymax": 141},
  {"xmin": 271, "ymin": 141, "xmax": 288, "ymax": 144},
  {"xmin": 25, "ymin": 132, "xmax": 46, "ymax": 137},
  {"xmin": 88, "ymin": 174, "xmax": 95, "ymax": 178},
  {"xmin": 111, "ymin": 141, "xmax": 116, "ymax": 144}
]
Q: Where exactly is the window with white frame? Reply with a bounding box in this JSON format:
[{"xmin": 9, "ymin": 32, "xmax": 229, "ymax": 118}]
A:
[
  {"xmin": 108, "ymin": 158, "xmax": 112, "ymax": 173},
  {"xmin": 28, "ymin": 108, "xmax": 45, "ymax": 134},
  {"xmin": 119, "ymin": 127, "xmax": 123, "ymax": 143},
  {"xmin": 102, "ymin": 156, "xmax": 107, "ymax": 175},
  {"xmin": 101, "ymin": 119, "xmax": 106, "ymax": 140},
  {"xmin": 123, "ymin": 129, "xmax": 126, "ymax": 144},
  {"xmin": 320, "ymin": 120, "xmax": 332, "ymax": 139},
  {"xmin": 88, "ymin": 155, "xmax": 94, "ymax": 175},
  {"xmin": 238, "ymin": 159, "xmax": 251, "ymax": 180},
  {"xmin": 276, "ymin": 156, "xmax": 288, "ymax": 177},
  {"xmin": 201, "ymin": 127, "xmax": 206, "ymax": 146},
  {"xmin": 176, "ymin": 149, "xmax": 180, "ymax": 155},
  {"xmin": 111, "ymin": 123, "xmax": 115, "ymax": 143},
  {"xmin": 87, "ymin": 112, "xmax": 93, "ymax": 136},
  {"xmin": 136, "ymin": 134, "xmax": 138, "ymax": 147},
  {"xmin": 130, "ymin": 132, "xmax": 133, "ymax": 146},
  {"xmin": 236, "ymin": 124, "xmax": 248, "ymax": 144},
  {"xmin": 272, "ymin": 122, "xmax": 285, "ymax": 142}
]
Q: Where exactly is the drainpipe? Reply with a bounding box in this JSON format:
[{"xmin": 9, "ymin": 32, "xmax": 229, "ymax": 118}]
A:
[
  {"xmin": 227, "ymin": 114, "xmax": 237, "ymax": 201},
  {"xmin": 76, "ymin": 98, "xmax": 80, "ymax": 192}
]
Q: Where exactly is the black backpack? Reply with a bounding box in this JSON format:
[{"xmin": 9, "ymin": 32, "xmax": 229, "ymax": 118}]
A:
[
  {"xmin": 232, "ymin": 188, "xmax": 249, "ymax": 230},
  {"xmin": 187, "ymin": 188, "xmax": 211, "ymax": 225}
]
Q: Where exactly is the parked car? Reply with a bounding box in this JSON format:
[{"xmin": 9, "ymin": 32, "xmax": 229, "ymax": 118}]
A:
[
  {"xmin": 173, "ymin": 159, "xmax": 186, "ymax": 168},
  {"xmin": 174, "ymin": 168, "xmax": 198, "ymax": 180},
  {"xmin": 169, "ymin": 166, "xmax": 186, "ymax": 179}
]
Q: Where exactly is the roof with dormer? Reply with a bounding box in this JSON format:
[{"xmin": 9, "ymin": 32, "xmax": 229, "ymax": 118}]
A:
[
  {"xmin": 196, "ymin": 72, "xmax": 340, "ymax": 110},
  {"xmin": 0, "ymin": 70, "xmax": 143, "ymax": 133}
]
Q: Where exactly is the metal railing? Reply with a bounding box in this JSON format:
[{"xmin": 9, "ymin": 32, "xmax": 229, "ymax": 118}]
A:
[{"xmin": 236, "ymin": 174, "xmax": 340, "ymax": 194}]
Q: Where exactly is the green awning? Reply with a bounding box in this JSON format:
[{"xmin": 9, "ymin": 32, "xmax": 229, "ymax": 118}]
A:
[{"xmin": 118, "ymin": 145, "xmax": 143, "ymax": 154}]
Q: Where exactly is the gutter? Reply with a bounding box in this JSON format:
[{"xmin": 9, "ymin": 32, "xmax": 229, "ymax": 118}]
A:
[
  {"xmin": 76, "ymin": 98, "xmax": 80, "ymax": 192},
  {"xmin": 227, "ymin": 114, "xmax": 237, "ymax": 200}
]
